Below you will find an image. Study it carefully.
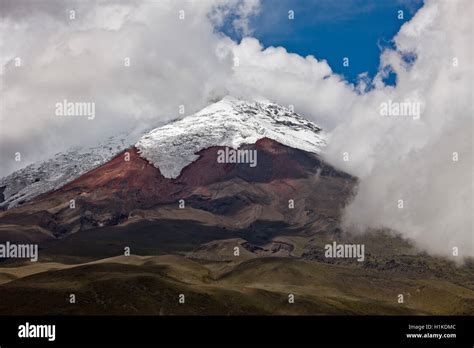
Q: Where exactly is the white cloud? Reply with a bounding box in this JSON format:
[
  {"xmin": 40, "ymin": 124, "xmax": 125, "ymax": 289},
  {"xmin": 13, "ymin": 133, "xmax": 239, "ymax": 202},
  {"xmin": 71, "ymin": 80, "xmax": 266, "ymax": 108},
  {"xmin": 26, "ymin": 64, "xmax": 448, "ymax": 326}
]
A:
[
  {"xmin": 225, "ymin": 0, "xmax": 473, "ymax": 258},
  {"xmin": 329, "ymin": 0, "xmax": 473, "ymax": 259},
  {"xmin": 0, "ymin": 0, "xmax": 259, "ymax": 176},
  {"xmin": 227, "ymin": 37, "xmax": 357, "ymax": 129}
]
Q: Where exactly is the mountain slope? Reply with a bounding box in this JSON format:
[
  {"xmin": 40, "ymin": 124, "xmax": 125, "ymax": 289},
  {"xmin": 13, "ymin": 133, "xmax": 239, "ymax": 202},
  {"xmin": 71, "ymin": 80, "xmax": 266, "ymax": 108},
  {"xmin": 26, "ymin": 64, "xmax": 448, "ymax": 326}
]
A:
[
  {"xmin": 0, "ymin": 96, "xmax": 325, "ymax": 210},
  {"xmin": 0, "ymin": 138, "xmax": 353, "ymax": 239}
]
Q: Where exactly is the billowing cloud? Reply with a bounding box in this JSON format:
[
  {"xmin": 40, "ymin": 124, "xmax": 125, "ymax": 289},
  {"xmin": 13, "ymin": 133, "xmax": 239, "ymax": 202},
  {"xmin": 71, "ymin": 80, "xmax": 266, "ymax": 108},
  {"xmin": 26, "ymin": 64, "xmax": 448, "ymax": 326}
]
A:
[
  {"xmin": 323, "ymin": 0, "xmax": 473, "ymax": 259},
  {"xmin": 226, "ymin": 0, "xmax": 473, "ymax": 258},
  {"xmin": 227, "ymin": 37, "xmax": 357, "ymax": 129},
  {"xmin": 0, "ymin": 0, "xmax": 259, "ymax": 176}
]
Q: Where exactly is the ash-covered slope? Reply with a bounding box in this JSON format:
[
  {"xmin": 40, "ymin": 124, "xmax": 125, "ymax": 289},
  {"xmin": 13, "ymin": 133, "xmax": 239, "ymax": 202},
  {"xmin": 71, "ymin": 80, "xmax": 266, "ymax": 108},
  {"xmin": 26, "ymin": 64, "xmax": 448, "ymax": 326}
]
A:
[{"xmin": 136, "ymin": 96, "xmax": 326, "ymax": 178}]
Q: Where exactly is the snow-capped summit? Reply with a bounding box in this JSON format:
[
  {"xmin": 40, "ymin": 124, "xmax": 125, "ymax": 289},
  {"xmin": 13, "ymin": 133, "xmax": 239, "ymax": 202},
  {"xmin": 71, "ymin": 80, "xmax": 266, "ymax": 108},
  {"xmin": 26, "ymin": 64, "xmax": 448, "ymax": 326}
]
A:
[
  {"xmin": 136, "ymin": 96, "xmax": 326, "ymax": 178},
  {"xmin": 0, "ymin": 96, "xmax": 326, "ymax": 210}
]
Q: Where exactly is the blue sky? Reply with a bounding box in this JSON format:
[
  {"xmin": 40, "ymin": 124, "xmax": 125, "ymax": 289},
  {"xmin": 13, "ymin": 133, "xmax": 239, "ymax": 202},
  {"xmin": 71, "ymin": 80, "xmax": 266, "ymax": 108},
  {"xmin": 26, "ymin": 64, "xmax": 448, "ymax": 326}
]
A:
[{"xmin": 223, "ymin": 0, "xmax": 424, "ymax": 86}]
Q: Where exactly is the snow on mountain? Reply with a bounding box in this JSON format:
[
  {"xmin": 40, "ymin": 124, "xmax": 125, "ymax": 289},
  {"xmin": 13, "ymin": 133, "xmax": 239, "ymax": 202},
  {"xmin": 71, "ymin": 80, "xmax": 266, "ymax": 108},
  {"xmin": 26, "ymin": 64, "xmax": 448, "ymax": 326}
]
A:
[
  {"xmin": 0, "ymin": 96, "xmax": 326, "ymax": 210},
  {"xmin": 136, "ymin": 96, "xmax": 326, "ymax": 178},
  {"xmin": 0, "ymin": 131, "xmax": 142, "ymax": 210}
]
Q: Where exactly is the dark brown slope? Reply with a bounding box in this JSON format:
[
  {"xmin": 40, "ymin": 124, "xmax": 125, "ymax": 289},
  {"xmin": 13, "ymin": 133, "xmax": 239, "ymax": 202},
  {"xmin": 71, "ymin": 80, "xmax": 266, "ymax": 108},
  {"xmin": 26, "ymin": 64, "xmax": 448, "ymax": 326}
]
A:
[{"xmin": 0, "ymin": 138, "xmax": 355, "ymax": 240}]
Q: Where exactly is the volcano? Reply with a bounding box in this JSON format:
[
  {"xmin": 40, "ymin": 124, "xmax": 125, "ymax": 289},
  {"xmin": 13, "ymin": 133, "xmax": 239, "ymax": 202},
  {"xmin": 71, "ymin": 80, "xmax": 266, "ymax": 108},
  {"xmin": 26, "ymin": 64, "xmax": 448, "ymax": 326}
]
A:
[
  {"xmin": 1, "ymin": 97, "xmax": 472, "ymax": 316},
  {"xmin": 0, "ymin": 96, "xmax": 353, "ymax": 241}
]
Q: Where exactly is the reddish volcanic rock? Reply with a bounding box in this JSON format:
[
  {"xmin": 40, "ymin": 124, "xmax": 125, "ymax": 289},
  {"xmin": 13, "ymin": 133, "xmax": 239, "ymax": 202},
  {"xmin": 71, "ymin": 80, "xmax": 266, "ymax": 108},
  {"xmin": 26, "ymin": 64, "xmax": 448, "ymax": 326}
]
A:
[
  {"xmin": 58, "ymin": 147, "xmax": 177, "ymax": 206},
  {"xmin": 0, "ymin": 138, "xmax": 355, "ymax": 236},
  {"xmin": 57, "ymin": 137, "xmax": 325, "ymax": 203}
]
